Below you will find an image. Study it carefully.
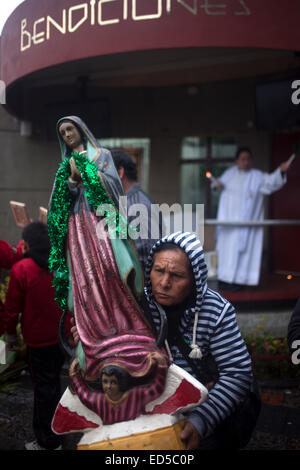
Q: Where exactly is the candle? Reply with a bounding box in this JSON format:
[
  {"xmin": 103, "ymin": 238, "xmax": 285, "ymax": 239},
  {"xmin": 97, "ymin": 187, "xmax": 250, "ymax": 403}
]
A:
[{"xmin": 206, "ymin": 171, "xmax": 217, "ymax": 184}]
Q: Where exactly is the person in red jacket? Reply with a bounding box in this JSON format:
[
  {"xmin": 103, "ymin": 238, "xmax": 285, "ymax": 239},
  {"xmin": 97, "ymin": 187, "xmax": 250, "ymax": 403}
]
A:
[
  {"xmin": 0, "ymin": 239, "xmax": 23, "ymax": 335},
  {"xmin": 4, "ymin": 221, "xmax": 65, "ymax": 450}
]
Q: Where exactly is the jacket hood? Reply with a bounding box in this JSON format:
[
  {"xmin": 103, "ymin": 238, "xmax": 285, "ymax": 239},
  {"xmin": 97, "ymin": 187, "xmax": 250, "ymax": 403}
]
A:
[{"xmin": 144, "ymin": 231, "xmax": 208, "ymax": 314}]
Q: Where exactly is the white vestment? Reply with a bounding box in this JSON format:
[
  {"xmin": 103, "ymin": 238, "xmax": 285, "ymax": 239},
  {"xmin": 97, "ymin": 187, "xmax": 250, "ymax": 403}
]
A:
[{"xmin": 216, "ymin": 166, "xmax": 286, "ymax": 286}]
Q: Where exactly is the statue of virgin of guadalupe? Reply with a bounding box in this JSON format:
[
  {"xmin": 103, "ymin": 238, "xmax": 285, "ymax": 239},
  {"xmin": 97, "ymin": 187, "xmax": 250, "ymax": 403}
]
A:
[
  {"xmin": 47, "ymin": 116, "xmax": 170, "ymax": 422},
  {"xmin": 48, "ymin": 117, "xmax": 207, "ymax": 449}
]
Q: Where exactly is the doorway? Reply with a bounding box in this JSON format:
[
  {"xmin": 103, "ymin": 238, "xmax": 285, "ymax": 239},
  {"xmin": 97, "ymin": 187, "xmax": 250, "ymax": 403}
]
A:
[{"xmin": 270, "ymin": 132, "xmax": 300, "ymax": 274}]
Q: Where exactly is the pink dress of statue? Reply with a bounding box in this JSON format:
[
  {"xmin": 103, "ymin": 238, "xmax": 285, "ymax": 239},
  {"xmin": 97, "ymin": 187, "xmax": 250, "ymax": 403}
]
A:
[{"xmin": 49, "ymin": 117, "xmax": 169, "ymax": 427}]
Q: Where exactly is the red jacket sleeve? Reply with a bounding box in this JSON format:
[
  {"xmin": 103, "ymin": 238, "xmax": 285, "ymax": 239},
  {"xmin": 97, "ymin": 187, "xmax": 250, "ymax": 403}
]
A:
[
  {"xmin": 4, "ymin": 263, "xmax": 25, "ymax": 335},
  {"xmin": 0, "ymin": 240, "xmax": 23, "ymax": 269}
]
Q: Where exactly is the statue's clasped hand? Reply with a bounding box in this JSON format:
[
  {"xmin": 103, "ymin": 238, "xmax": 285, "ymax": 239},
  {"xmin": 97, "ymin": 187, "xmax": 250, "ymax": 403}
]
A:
[{"xmin": 70, "ymin": 156, "xmax": 82, "ymax": 181}]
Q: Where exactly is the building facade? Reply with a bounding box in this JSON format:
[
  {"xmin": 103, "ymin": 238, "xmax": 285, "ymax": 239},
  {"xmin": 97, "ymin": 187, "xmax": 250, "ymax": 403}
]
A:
[{"xmin": 1, "ymin": 0, "xmax": 300, "ymax": 276}]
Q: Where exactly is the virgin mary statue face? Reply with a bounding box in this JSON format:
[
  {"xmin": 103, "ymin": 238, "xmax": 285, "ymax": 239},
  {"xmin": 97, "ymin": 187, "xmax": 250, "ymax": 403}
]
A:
[{"xmin": 59, "ymin": 121, "xmax": 83, "ymax": 151}]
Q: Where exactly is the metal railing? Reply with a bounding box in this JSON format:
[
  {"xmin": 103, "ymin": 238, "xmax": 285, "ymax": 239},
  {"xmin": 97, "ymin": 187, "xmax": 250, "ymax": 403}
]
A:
[{"xmin": 205, "ymin": 219, "xmax": 300, "ymax": 227}]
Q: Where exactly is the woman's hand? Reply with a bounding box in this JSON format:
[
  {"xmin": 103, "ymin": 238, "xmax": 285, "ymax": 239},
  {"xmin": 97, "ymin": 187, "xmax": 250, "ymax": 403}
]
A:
[
  {"xmin": 70, "ymin": 157, "xmax": 82, "ymax": 180},
  {"xmin": 69, "ymin": 359, "xmax": 80, "ymax": 377},
  {"xmin": 205, "ymin": 381, "xmax": 215, "ymax": 391},
  {"xmin": 180, "ymin": 422, "xmax": 201, "ymax": 450},
  {"xmin": 70, "ymin": 317, "xmax": 79, "ymax": 345},
  {"xmin": 149, "ymin": 351, "xmax": 167, "ymax": 366}
]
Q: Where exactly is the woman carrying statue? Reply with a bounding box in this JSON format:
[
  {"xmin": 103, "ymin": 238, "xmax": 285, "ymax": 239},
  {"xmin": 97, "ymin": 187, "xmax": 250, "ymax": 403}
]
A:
[{"xmin": 47, "ymin": 116, "xmax": 169, "ymax": 423}]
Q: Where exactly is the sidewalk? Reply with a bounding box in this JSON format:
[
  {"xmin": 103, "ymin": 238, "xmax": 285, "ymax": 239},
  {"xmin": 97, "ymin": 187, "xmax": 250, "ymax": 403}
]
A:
[
  {"xmin": 0, "ymin": 369, "xmax": 300, "ymax": 451},
  {"xmin": 0, "ymin": 369, "xmax": 81, "ymax": 451},
  {"xmin": 245, "ymin": 385, "xmax": 300, "ymax": 450}
]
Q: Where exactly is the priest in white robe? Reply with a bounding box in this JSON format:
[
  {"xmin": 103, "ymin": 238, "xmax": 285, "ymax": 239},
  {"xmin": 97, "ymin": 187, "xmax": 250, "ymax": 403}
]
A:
[{"xmin": 212, "ymin": 147, "xmax": 293, "ymax": 289}]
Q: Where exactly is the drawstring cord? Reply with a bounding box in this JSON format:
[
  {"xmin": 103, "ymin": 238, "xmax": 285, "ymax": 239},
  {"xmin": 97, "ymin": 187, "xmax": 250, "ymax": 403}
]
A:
[
  {"xmin": 189, "ymin": 310, "xmax": 203, "ymax": 359},
  {"xmin": 155, "ymin": 302, "xmax": 202, "ymax": 361}
]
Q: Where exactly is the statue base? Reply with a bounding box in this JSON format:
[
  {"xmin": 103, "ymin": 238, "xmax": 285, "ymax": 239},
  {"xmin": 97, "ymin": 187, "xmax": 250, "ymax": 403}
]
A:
[
  {"xmin": 52, "ymin": 363, "xmax": 208, "ymax": 450},
  {"xmin": 77, "ymin": 420, "xmax": 186, "ymax": 450}
]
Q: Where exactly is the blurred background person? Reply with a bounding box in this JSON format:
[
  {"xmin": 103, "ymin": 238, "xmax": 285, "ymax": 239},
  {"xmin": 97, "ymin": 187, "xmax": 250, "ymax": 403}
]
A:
[
  {"xmin": 0, "ymin": 239, "xmax": 23, "ymax": 336},
  {"xmin": 111, "ymin": 149, "xmax": 164, "ymax": 272},
  {"xmin": 212, "ymin": 147, "xmax": 293, "ymax": 291},
  {"xmin": 3, "ymin": 221, "xmax": 66, "ymax": 450}
]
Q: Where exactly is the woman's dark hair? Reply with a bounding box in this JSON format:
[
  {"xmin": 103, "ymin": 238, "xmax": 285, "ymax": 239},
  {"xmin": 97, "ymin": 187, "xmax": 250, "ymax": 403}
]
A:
[
  {"xmin": 22, "ymin": 221, "xmax": 51, "ymax": 270},
  {"xmin": 100, "ymin": 365, "xmax": 131, "ymax": 393},
  {"xmin": 58, "ymin": 119, "xmax": 87, "ymax": 156},
  {"xmin": 235, "ymin": 146, "xmax": 252, "ymax": 160},
  {"xmin": 154, "ymin": 242, "xmax": 182, "ymax": 255}
]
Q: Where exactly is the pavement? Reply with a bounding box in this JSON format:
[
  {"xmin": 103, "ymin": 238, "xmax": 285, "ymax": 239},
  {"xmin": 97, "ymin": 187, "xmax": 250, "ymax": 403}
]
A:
[
  {"xmin": 245, "ymin": 387, "xmax": 300, "ymax": 450},
  {"xmin": 0, "ymin": 367, "xmax": 300, "ymax": 451}
]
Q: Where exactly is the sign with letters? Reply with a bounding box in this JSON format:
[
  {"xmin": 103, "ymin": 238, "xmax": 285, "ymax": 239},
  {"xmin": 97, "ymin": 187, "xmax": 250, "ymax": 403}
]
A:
[
  {"xmin": 1, "ymin": 0, "xmax": 300, "ymax": 88},
  {"xmin": 19, "ymin": 0, "xmax": 252, "ymax": 53}
]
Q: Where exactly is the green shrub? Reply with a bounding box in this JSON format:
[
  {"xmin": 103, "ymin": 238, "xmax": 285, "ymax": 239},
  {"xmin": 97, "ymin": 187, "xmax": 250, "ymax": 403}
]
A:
[{"xmin": 243, "ymin": 326, "xmax": 300, "ymax": 380}]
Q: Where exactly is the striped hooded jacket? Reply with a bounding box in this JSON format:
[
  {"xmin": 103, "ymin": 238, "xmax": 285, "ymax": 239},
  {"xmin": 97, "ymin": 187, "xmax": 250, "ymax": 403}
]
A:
[{"xmin": 144, "ymin": 231, "xmax": 253, "ymax": 439}]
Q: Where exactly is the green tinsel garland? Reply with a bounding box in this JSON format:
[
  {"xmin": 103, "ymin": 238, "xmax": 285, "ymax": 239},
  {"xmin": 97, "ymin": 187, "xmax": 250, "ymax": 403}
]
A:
[{"xmin": 48, "ymin": 152, "xmax": 128, "ymax": 310}]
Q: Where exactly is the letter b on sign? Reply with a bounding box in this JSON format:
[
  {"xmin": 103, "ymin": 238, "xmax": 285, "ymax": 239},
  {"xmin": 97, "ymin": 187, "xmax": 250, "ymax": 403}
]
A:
[{"xmin": 0, "ymin": 340, "xmax": 6, "ymax": 365}]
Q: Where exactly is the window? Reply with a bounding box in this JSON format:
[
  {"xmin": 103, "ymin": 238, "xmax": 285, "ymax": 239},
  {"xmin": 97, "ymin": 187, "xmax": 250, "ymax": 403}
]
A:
[
  {"xmin": 180, "ymin": 136, "xmax": 237, "ymax": 217},
  {"xmin": 99, "ymin": 138, "xmax": 150, "ymax": 191}
]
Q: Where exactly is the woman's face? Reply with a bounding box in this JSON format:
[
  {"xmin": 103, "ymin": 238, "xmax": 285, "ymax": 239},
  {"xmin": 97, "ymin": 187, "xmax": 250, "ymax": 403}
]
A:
[
  {"xmin": 102, "ymin": 374, "xmax": 123, "ymax": 401},
  {"xmin": 150, "ymin": 248, "xmax": 193, "ymax": 307},
  {"xmin": 59, "ymin": 121, "xmax": 83, "ymax": 150}
]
